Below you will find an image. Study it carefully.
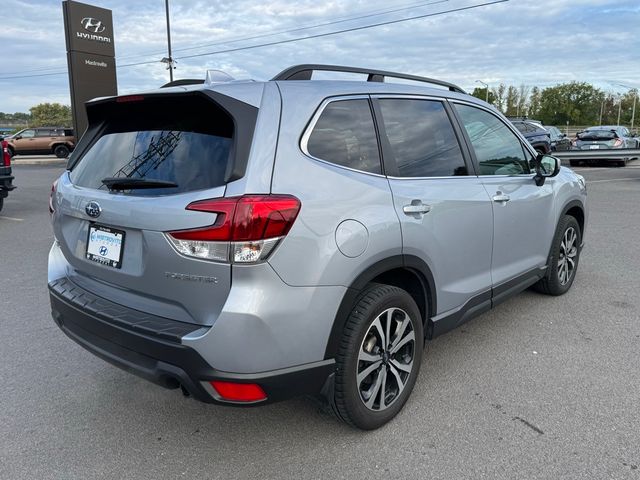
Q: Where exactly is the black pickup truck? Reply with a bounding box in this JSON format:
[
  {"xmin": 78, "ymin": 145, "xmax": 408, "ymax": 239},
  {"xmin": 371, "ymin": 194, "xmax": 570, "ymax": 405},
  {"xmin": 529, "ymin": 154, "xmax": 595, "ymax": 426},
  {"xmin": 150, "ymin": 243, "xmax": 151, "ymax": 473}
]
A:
[{"xmin": 0, "ymin": 140, "xmax": 16, "ymax": 212}]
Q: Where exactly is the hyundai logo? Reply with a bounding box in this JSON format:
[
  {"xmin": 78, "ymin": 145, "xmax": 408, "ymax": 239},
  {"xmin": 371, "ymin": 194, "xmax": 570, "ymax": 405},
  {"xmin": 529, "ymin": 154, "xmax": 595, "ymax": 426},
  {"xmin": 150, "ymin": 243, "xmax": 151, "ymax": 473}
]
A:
[
  {"xmin": 85, "ymin": 201, "xmax": 101, "ymax": 218},
  {"xmin": 81, "ymin": 17, "xmax": 106, "ymax": 33},
  {"xmin": 99, "ymin": 246, "xmax": 108, "ymax": 256}
]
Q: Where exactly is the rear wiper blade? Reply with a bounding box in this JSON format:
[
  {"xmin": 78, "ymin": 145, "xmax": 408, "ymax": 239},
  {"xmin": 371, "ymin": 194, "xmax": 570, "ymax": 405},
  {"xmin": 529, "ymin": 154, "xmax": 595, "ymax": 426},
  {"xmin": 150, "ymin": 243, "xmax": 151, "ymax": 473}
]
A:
[{"xmin": 101, "ymin": 177, "xmax": 178, "ymax": 191}]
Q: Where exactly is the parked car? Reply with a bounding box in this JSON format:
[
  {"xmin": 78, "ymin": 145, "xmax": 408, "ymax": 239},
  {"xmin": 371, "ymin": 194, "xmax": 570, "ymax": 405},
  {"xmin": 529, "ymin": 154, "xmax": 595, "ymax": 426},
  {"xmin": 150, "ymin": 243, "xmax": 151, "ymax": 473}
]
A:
[
  {"xmin": 509, "ymin": 120, "xmax": 551, "ymax": 154},
  {"xmin": 546, "ymin": 126, "xmax": 571, "ymax": 151},
  {"xmin": 0, "ymin": 139, "xmax": 16, "ymax": 212},
  {"xmin": 48, "ymin": 64, "xmax": 588, "ymax": 430},
  {"xmin": 572, "ymin": 125, "xmax": 639, "ymax": 150},
  {"xmin": 5, "ymin": 127, "xmax": 75, "ymax": 158}
]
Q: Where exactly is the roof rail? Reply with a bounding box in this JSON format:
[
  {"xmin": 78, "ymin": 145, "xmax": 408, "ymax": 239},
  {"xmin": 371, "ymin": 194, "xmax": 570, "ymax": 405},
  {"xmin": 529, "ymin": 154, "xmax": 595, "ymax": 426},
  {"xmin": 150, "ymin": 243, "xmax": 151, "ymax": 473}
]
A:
[{"xmin": 271, "ymin": 64, "xmax": 466, "ymax": 94}]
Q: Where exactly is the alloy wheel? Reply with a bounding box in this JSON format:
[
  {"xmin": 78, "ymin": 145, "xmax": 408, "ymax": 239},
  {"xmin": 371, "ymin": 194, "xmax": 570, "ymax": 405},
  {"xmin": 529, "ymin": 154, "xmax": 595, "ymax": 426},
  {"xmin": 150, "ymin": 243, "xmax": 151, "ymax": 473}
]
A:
[
  {"xmin": 356, "ymin": 307, "xmax": 415, "ymax": 411},
  {"xmin": 558, "ymin": 226, "xmax": 578, "ymax": 285}
]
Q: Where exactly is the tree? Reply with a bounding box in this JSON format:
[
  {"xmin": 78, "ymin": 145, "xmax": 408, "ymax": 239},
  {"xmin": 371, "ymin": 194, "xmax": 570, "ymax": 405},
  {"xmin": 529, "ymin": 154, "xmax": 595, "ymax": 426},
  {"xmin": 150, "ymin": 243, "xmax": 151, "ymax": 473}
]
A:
[
  {"xmin": 537, "ymin": 82, "xmax": 603, "ymax": 126},
  {"xmin": 505, "ymin": 85, "xmax": 519, "ymax": 116},
  {"xmin": 517, "ymin": 84, "xmax": 531, "ymax": 118},
  {"xmin": 528, "ymin": 87, "xmax": 541, "ymax": 119},
  {"xmin": 28, "ymin": 103, "xmax": 72, "ymax": 127},
  {"xmin": 490, "ymin": 84, "xmax": 506, "ymax": 113},
  {"xmin": 470, "ymin": 87, "xmax": 496, "ymax": 105}
]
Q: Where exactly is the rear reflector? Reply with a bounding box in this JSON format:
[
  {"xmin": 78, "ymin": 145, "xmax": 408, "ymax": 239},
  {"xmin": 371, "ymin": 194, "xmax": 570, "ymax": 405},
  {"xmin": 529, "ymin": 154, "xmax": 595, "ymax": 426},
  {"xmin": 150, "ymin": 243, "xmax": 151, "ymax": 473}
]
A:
[{"xmin": 210, "ymin": 381, "xmax": 267, "ymax": 402}]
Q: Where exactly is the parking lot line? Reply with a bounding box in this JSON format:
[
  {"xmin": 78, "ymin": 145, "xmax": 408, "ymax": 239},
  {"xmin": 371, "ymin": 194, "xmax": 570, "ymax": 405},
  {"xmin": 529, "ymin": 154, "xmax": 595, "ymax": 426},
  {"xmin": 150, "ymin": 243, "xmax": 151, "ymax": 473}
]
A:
[
  {"xmin": 0, "ymin": 215, "xmax": 24, "ymax": 222},
  {"xmin": 587, "ymin": 178, "xmax": 638, "ymax": 184}
]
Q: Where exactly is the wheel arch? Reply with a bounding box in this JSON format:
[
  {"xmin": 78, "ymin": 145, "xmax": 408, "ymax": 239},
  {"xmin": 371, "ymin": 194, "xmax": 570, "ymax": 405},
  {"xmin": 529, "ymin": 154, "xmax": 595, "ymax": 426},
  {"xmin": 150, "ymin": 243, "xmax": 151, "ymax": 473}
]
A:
[
  {"xmin": 563, "ymin": 202, "xmax": 585, "ymax": 237},
  {"xmin": 323, "ymin": 255, "xmax": 436, "ymax": 359}
]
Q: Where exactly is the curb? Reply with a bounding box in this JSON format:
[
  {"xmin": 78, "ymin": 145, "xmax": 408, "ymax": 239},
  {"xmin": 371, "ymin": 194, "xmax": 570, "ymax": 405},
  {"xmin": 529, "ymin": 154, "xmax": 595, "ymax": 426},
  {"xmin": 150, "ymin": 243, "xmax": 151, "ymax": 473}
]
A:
[{"xmin": 11, "ymin": 158, "xmax": 68, "ymax": 166}]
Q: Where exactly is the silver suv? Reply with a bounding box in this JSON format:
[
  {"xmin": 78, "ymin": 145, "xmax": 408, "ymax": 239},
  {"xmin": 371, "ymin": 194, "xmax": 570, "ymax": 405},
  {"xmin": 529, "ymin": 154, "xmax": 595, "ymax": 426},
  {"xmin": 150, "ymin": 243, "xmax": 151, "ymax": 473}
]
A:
[{"xmin": 48, "ymin": 65, "xmax": 587, "ymax": 430}]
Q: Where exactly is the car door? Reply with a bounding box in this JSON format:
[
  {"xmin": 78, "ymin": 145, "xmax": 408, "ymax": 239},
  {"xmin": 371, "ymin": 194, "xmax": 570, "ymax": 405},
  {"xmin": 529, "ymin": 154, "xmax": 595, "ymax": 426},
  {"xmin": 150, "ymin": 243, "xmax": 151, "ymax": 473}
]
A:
[
  {"xmin": 34, "ymin": 128, "xmax": 52, "ymax": 153},
  {"xmin": 373, "ymin": 96, "xmax": 494, "ymax": 318},
  {"xmin": 450, "ymin": 101, "xmax": 556, "ymax": 296},
  {"xmin": 12, "ymin": 129, "xmax": 36, "ymax": 153}
]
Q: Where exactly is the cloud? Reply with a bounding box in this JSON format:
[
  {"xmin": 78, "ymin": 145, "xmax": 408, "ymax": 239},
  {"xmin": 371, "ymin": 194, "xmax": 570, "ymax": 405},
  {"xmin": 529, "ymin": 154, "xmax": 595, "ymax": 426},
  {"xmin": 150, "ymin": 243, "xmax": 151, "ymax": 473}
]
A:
[{"xmin": 0, "ymin": 0, "xmax": 638, "ymax": 113}]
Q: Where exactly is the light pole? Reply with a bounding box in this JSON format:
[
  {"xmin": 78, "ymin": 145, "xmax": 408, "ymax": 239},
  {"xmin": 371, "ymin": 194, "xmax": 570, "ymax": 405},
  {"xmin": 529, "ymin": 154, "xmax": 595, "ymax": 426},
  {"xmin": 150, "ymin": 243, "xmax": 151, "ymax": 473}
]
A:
[
  {"xmin": 613, "ymin": 82, "xmax": 638, "ymax": 130},
  {"xmin": 617, "ymin": 96, "xmax": 622, "ymax": 126},
  {"xmin": 475, "ymin": 80, "xmax": 489, "ymax": 103}
]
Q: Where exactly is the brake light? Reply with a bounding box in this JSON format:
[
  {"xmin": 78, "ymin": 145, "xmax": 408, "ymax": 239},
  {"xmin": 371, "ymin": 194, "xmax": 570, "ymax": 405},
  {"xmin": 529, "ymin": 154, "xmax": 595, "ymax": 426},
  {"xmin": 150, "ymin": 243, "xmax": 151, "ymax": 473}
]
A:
[
  {"xmin": 166, "ymin": 195, "xmax": 301, "ymax": 263},
  {"xmin": 1, "ymin": 140, "xmax": 10, "ymax": 167},
  {"xmin": 49, "ymin": 179, "xmax": 58, "ymax": 215},
  {"xmin": 613, "ymin": 138, "xmax": 623, "ymax": 147},
  {"xmin": 116, "ymin": 95, "xmax": 145, "ymax": 103},
  {"xmin": 210, "ymin": 381, "xmax": 267, "ymax": 403}
]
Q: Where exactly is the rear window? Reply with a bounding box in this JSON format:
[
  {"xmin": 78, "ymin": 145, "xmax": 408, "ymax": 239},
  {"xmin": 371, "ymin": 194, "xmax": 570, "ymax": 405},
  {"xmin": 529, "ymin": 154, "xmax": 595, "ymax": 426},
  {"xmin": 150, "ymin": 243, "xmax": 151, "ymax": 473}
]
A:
[
  {"xmin": 378, "ymin": 99, "xmax": 467, "ymax": 177},
  {"xmin": 577, "ymin": 130, "xmax": 617, "ymax": 140},
  {"xmin": 70, "ymin": 95, "xmax": 235, "ymax": 196}
]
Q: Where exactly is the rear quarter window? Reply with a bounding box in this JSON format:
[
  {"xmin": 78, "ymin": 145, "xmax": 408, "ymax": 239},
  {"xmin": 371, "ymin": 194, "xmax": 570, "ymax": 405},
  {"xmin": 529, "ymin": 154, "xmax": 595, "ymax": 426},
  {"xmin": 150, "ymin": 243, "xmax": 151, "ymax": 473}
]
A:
[{"xmin": 305, "ymin": 99, "xmax": 382, "ymax": 175}]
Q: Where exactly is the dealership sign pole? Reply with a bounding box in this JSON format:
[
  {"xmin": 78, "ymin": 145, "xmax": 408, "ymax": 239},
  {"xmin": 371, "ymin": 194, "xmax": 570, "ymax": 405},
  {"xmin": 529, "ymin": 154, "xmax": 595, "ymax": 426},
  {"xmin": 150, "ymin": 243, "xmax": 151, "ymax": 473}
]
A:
[{"xmin": 62, "ymin": 0, "xmax": 117, "ymax": 138}]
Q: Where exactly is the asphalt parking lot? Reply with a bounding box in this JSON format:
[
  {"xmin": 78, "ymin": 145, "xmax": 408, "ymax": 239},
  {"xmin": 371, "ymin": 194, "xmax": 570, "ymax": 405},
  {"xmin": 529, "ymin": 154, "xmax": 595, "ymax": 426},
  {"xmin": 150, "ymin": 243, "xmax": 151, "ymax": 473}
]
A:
[{"xmin": 1, "ymin": 163, "xmax": 639, "ymax": 479}]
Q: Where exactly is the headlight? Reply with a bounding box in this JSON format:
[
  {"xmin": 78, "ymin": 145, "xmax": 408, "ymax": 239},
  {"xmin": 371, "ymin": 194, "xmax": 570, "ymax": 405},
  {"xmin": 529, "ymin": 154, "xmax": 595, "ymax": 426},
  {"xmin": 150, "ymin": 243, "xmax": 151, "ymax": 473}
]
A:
[{"xmin": 576, "ymin": 174, "xmax": 586, "ymax": 192}]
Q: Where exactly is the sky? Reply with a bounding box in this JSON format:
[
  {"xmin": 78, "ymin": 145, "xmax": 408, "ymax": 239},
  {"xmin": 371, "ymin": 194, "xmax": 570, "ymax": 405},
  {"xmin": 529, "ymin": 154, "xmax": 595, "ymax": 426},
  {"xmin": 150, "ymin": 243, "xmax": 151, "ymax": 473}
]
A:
[{"xmin": 0, "ymin": 0, "xmax": 638, "ymax": 113}]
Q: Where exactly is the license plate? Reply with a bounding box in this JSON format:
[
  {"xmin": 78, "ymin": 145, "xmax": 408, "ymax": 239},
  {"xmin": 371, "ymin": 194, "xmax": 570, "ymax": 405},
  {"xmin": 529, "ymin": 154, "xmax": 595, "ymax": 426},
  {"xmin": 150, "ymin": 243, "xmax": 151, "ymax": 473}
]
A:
[
  {"xmin": 86, "ymin": 225, "xmax": 125, "ymax": 269},
  {"xmin": 589, "ymin": 145, "xmax": 600, "ymax": 149}
]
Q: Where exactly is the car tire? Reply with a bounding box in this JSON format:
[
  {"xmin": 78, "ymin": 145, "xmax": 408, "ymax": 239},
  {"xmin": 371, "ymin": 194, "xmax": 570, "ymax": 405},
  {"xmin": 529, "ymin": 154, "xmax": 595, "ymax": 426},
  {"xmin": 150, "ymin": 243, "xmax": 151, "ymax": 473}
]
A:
[
  {"xmin": 534, "ymin": 215, "xmax": 581, "ymax": 296},
  {"xmin": 0, "ymin": 197, "xmax": 3, "ymax": 212},
  {"xmin": 333, "ymin": 283, "xmax": 424, "ymax": 430},
  {"xmin": 54, "ymin": 145, "xmax": 70, "ymax": 158}
]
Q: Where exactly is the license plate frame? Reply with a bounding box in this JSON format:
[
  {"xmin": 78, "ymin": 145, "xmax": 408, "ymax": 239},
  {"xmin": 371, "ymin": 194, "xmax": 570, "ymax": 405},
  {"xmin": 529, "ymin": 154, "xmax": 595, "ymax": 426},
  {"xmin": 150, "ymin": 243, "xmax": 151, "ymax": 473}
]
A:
[{"xmin": 86, "ymin": 224, "xmax": 125, "ymax": 269}]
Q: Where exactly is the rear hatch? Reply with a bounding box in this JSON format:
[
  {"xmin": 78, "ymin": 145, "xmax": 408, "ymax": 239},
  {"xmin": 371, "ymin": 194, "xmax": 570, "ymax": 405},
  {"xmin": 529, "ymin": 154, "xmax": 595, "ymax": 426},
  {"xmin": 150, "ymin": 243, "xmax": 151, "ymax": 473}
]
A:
[
  {"xmin": 575, "ymin": 130, "xmax": 619, "ymax": 149},
  {"xmin": 52, "ymin": 91, "xmax": 258, "ymax": 326}
]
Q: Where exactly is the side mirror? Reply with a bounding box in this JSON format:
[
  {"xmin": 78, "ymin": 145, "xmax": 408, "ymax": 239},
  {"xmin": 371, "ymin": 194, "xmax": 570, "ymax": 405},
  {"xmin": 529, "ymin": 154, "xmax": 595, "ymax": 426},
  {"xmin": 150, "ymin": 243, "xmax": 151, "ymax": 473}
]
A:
[
  {"xmin": 533, "ymin": 154, "xmax": 560, "ymax": 186},
  {"xmin": 560, "ymin": 133, "xmax": 566, "ymax": 138}
]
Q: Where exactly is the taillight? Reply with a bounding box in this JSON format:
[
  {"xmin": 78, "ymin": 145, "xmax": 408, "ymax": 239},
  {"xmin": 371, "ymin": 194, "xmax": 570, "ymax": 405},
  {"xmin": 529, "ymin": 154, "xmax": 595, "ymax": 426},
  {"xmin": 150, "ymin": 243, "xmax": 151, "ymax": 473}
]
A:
[
  {"xmin": 49, "ymin": 179, "xmax": 58, "ymax": 215},
  {"xmin": 613, "ymin": 138, "xmax": 623, "ymax": 147},
  {"xmin": 1, "ymin": 140, "xmax": 10, "ymax": 167},
  {"xmin": 166, "ymin": 195, "xmax": 301, "ymax": 263}
]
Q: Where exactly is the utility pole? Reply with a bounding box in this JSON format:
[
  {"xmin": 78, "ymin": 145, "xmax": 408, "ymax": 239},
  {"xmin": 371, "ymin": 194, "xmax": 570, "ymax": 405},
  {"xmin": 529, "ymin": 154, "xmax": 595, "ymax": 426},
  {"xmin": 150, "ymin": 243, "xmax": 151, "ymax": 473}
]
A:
[{"xmin": 165, "ymin": 0, "xmax": 173, "ymax": 82}]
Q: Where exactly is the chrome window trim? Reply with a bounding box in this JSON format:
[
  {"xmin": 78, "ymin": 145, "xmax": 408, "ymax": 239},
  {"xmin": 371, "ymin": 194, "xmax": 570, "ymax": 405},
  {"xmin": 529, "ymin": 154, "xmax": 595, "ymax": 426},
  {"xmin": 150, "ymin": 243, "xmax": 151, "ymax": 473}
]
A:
[{"xmin": 299, "ymin": 94, "xmax": 387, "ymax": 179}]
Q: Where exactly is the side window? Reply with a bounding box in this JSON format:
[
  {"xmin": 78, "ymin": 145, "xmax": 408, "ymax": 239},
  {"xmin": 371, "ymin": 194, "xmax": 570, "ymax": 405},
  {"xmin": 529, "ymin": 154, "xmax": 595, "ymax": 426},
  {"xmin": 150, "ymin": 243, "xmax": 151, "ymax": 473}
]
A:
[
  {"xmin": 20, "ymin": 129, "xmax": 36, "ymax": 138},
  {"xmin": 454, "ymin": 104, "xmax": 530, "ymax": 175},
  {"xmin": 306, "ymin": 99, "xmax": 381, "ymax": 174},
  {"xmin": 36, "ymin": 129, "xmax": 52, "ymax": 137},
  {"xmin": 378, "ymin": 99, "xmax": 467, "ymax": 177}
]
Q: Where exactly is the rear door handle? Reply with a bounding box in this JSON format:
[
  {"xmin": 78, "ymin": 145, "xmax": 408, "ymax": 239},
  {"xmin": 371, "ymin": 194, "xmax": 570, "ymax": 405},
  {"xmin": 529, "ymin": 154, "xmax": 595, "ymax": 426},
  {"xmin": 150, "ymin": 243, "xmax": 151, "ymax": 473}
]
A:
[
  {"xmin": 492, "ymin": 191, "xmax": 510, "ymax": 203},
  {"xmin": 403, "ymin": 201, "xmax": 431, "ymax": 216}
]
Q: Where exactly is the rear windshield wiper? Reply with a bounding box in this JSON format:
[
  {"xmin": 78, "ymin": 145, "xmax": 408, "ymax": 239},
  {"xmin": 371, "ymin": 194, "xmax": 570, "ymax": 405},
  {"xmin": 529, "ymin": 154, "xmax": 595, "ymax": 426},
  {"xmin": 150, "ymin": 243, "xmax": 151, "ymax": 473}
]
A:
[{"xmin": 101, "ymin": 177, "xmax": 178, "ymax": 191}]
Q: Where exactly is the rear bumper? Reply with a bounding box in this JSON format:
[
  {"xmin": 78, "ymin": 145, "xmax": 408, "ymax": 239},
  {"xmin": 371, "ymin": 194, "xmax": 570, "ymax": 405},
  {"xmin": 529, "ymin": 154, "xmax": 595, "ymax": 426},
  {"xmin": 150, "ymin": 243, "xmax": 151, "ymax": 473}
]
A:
[{"xmin": 49, "ymin": 277, "xmax": 335, "ymax": 405}]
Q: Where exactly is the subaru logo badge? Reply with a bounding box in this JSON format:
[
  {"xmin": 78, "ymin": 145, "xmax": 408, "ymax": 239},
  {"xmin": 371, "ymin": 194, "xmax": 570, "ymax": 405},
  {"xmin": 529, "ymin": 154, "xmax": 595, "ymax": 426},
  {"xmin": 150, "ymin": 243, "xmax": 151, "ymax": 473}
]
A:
[{"xmin": 85, "ymin": 201, "xmax": 101, "ymax": 218}]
